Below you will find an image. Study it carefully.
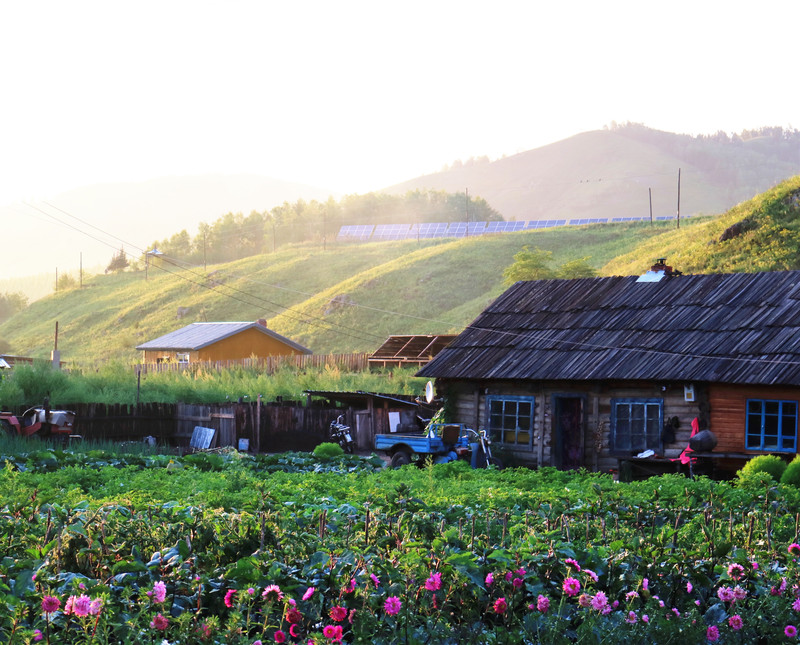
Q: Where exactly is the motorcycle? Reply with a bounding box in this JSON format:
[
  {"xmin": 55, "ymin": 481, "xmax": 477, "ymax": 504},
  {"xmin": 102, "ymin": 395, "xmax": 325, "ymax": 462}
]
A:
[
  {"xmin": 466, "ymin": 427, "xmax": 503, "ymax": 469},
  {"xmin": 329, "ymin": 415, "xmax": 355, "ymax": 453}
]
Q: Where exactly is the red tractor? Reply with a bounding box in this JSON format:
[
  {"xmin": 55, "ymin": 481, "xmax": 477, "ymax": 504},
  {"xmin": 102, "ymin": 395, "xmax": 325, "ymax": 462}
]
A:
[{"xmin": 0, "ymin": 403, "xmax": 77, "ymax": 438}]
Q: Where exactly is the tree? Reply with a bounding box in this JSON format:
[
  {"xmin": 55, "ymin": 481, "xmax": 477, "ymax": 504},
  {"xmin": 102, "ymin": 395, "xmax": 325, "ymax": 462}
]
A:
[
  {"xmin": 106, "ymin": 247, "xmax": 130, "ymax": 273},
  {"xmin": 56, "ymin": 272, "xmax": 78, "ymax": 291},
  {"xmin": 557, "ymin": 258, "xmax": 597, "ymax": 279},
  {"xmin": 0, "ymin": 292, "xmax": 28, "ymax": 323},
  {"xmin": 502, "ymin": 247, "xmax": 555, "ymax": 285}
]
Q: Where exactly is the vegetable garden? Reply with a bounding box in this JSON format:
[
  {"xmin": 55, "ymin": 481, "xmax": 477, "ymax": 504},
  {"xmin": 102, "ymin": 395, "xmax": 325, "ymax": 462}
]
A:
[{"xmin": 1, "ymin": 440, "xmax": 800, "ymax": 644}]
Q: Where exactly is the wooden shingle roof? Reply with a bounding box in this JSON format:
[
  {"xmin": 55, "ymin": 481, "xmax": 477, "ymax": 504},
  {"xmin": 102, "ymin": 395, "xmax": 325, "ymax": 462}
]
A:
[{"xmin": 417, "ymin": 271, "xmax": 800, "ymax": 386}]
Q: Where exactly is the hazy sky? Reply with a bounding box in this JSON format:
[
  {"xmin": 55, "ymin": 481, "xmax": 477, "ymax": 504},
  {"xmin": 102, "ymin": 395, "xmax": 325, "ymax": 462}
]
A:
[
  {"xmin": 0, "ymin": 1, "xmax": 798, "ymax": 283},
  {"xmin": 2, "ymin": 0, "xmax": 796, "ymax": 206}
]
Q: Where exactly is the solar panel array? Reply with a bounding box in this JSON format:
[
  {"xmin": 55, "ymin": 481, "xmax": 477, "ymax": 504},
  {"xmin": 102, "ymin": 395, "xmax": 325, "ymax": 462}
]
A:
[{"xmin": 337, "ymin": 214, "xmax": 689, "ymax": 242}]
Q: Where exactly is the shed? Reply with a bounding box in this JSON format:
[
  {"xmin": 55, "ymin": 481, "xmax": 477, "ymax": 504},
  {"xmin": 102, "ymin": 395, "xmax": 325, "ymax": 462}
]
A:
[
  {"xmin": 417, "ymin": 266, "xmax": 800, "ymax": 474},
  {"xmin": 136, "ymin": 319, "xmax": 311, "ymax": 363},
  {"xmin": 304, "ymin": 390, "xmax": 433, "ymax": 450},
  {"xmin": 369, "ymin": 334, "xmax": 457, "ymax": 368}
]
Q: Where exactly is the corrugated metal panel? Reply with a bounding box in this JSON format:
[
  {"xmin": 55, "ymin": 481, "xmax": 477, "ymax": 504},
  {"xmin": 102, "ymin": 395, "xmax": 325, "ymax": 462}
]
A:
[
  {"xmin": 136, "ymin": 322, "xmax": 311, "ymax": 354},
  {"xmin": 418, "ymin": 270, "xmax": 800, "ymax": 386}
]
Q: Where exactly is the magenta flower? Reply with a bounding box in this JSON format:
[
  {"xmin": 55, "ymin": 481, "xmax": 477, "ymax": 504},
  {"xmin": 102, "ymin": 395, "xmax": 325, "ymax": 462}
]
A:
[
  {"xmin": 563, "ymin": 577, "xmax": 581, "ymax": 597},
  {"xmin": 41, "ymin": 595, "xmax": 61, "ymax": 614},
  {"xmin": 153, "ymin": 580, "xmax": 167, "ymax": 604},
  {"xmin": 536, "ymin": 594, "xmax": 549, "ymax": 613},
  {"xmin": 494, "ymin": 597, "xmax": 507, "ymax": 614},
  {"xmin": 384, "ymin": 595, "xmax": 402, "ymax": 616},
  {"xmin": 290, "ymin": 624, "xmax": 300, "ymax": 638},
  {"xmin": 717, "ymin": 586, "xmax": 735, "ymax": 603},
  {"xmin": 728, "ymin": 563, "xmax": 745, "ymax": 580},
  {"xmin": 89, "ymin": 598, "xmax": 103, "ymax": 616},
  {"xmin": 33, "ymin": 630, "xmax": 43, "ymax": 642},
  {"xmin": 707, "ymin": 625, "xmax": 720, "ymax": 642},
  {"xmin": 262, "ymin": 585, "xmax": 284, "ymax": 602},
  {"xmin": 274, "ymin": 630, "xmax": 286, "ymax": 643},
  {"xmin": 302, "ymin": 586, "xmax": 315, "ymax": 601},
  {"xmin": 564, "ymin": 558, "xmax": 581, "ymax": 571},
  {"xmin": 793, "ymin": 597, "xmax": 800, "ymax": 612},
  {"xmin": 150, "ymin": 613, "xmax": 169, "ymax": 630},
  {"xmin": 584, "ymin": 569, "xmax": 599, "ymax": 583},
  {"xmin": 330, "ymin": 606, "xmax": 347, "ymax": 622},
  {"xmin": 224, "ymin": 589, "xmax": 236, "ymax": 608},
  {"xmin": 625, "ymin": 610, "xmax": 637, "ymax": 624},
  {"xmin": 323, "ymin": 624, "xmax": 343, "ymax": 642},
  {"xmin": 485, "ymin": 572, "xmax": 494, "ymax": 586},
  {"xmin": 590, "ymin": 591, "xmax": 608, "ymax": 612},
  {"xmin": 370, "ymin": 573, "xmax": 380, "ymax": 587},
  {"xmin": 733, "ymin": 585, "xmax": 747, "ymax": 601},
  {"xmin": 625, "ymin": 591, "xmax": 639, "ymax": 602},
  {"xmin": 789, "ymin": 543, "xmax": 800, "ymax": 556},
  {"xmin": 425, "ymin": 572, "xmax": 442, "ymax": 591},
  {"xmin": 786, "ymin": 624, "xmax": 798, "ymax": 638},
  {"xmin": 686, "ymin": 581, "xmax": 693, "ymax": 593},
  {"xmin": 345, "ymin": 578, "xmax": 356, "ymax": 593},
  {"xmin": 729, "ymin": 614, "xmax": 743, "ymax": 631},
  {"xmin": 72, "ymin": 594, "xmax": 91, "ymax": 617},
  {"xmin": 642, "ymin": 577, "xmax": 649, "ymax": 591}
]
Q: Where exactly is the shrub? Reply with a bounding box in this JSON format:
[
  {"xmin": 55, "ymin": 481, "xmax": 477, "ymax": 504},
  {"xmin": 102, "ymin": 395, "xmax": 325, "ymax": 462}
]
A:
[
  {"xmin": 313, "ymin": 442, "xmax": 344, "ymax": 459},
  {"xmin": 780, "ymin": 455, "xmax": 800, "ymax": 487},
  {"xmin": 738, "ymin": 454, "xmax": 787, "ymax": 482}
]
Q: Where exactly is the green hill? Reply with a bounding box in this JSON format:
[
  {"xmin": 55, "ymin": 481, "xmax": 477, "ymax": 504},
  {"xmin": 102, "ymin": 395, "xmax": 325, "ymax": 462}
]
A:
[{"xmin": 2, "ymin": 175, "xmax": 799, "ymax": 365}]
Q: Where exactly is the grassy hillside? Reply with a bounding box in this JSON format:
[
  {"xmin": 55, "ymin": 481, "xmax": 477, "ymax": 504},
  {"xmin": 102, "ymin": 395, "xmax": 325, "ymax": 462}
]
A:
[{"xmin": 0, "ymin": 220, "xmax": 685, "ymax": 363}]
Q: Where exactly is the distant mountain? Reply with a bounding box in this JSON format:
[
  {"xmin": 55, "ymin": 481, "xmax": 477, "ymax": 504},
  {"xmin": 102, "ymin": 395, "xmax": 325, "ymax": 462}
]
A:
[{"xmin": 382, "ymin": 125, "xmax": 800, "ymax": 222}]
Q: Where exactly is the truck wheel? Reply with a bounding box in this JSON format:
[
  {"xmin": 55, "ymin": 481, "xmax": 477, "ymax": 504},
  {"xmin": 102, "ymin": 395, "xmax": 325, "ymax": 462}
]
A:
[{"xmin": 390, "ymin": 451, "xmax": 411, "ymax": 468}]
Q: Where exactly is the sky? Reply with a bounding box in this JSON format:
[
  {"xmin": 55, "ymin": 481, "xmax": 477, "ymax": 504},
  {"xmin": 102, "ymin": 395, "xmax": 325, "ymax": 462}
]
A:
[{"xmin": 0, "ymin": 1, "xmax": 798, "ymax": 279}]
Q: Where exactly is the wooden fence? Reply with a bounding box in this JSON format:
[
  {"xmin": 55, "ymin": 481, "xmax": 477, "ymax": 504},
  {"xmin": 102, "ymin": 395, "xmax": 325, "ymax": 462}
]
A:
[
  {"xmin": 134, "ymin": 353, "xmax": 369, "ymax": 376},
  {"xmin": 52, "ymin": 400, "xmax": 345, "ymax": 453}
]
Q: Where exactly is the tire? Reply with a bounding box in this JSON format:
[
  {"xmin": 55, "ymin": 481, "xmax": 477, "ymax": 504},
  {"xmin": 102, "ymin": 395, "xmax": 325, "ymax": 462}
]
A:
[
  {"xmin": 390, "ymin": 451, "xmax": 411, "ymax": 468},
  {"xmin": 0, "ymin": 418, "xmax": 15, "ymax": 435},
  {"xmin": 344, "ymin": 442, "xmax": 354, "ymax": 454},
  {"xmin": 488, "ymin": 456, "xmax": 504, "ymax": 470}
]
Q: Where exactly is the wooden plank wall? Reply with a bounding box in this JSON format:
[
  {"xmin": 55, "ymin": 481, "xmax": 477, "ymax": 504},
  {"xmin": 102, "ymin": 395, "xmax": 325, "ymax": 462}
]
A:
[{"xmin": 13, "ymin": 401, "xmax": 348, "ymax": 453}]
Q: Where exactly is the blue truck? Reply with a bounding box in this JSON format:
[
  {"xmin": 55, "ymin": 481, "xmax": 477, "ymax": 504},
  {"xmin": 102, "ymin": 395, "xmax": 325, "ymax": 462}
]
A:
[{"xmin": 374, "ymin": 423, "xmax": 501, "ymax": 469}]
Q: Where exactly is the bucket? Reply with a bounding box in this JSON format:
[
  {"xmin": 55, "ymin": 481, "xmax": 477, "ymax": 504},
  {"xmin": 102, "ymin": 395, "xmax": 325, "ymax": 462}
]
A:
[{"xmin": 237, "ymin": 438, "xmax": 250, "ymax": 452}]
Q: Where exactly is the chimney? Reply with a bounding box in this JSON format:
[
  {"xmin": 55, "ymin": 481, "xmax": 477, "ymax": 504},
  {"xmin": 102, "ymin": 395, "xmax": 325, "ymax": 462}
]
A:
[
  {"xmin": 636, "ymin": 258, "xmax": 682, "ymax": 283},
  {"xmin": 256, "ymin": 318, "xmax": 267, "ymax": 327}
]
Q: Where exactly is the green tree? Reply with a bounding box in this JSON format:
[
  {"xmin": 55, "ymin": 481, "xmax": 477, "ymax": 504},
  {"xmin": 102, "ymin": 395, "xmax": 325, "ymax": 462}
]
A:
[
  {"xmin": 557, "ymin": 257, "xmax": 597, "ymax": 279},
  {"xmin": 502, "ymin": 246, "xmax": 555, "ymax": 285},
  {"xmin": 0, "ymin": 292, "xmax": 28, "ymax": 323},
  {"xmin": 56, "ymin": 272, "xmax": 78, "ymax": 291},
  {"xmin": 106, "ymin": 247, "xmax": 130, "ymax": 273}
]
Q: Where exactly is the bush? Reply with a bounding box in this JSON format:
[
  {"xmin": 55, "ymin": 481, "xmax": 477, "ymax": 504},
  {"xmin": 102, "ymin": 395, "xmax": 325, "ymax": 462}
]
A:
[
  {"xmin": 312, "ymin": 442, "xmax": 344, "ymax": 459},
  {"xmin": 781, "ymin": 455, "xmax": 800, "ymax": 487},
  {"xmin": 738, "ymin": 454, "xmax": 787, "ymax": 482}
]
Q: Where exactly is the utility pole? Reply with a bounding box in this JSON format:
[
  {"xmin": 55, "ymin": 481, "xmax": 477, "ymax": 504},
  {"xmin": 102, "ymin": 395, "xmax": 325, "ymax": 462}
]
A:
[
  {"xmin": 80, "ymin": 252, "xmax": 83, "ymax": 288},
  {"xmin": 677, "ymin": 168, "xmax": 681, "ymax": 229},
  {"xmin": 55, "ymin": 268, "xmax": 58, "ymax": 292},
  {"xmin": 649, "ymin": 188, "xmax": 653, "ymax": 224}
]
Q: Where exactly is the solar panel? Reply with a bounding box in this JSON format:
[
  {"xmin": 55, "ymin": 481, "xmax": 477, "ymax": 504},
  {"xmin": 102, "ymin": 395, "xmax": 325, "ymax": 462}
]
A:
[
  {"xmin": 467, "ymin": 221, "xmax": 487, "ymax": 235},
  {"xmin": 447, "ymin": 222, "xmax": 468, "ymax": 237},
  {"xmin": 336, "ymin": 225, "xmax": 374, "ymax": 241},
  {"xmin": 655, "ymin": 216, "xmax": 675, "ymax": 221},
  {"xmin": 417, "ymin": 222, "xmax": 450, "ymax": 238},
  {"xmin": 373, "ymin": 223, "xmax": 412, "ymax": 240}
]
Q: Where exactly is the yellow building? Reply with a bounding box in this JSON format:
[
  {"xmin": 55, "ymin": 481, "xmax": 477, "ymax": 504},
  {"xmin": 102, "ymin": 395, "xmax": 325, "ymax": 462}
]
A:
[{"xmin": 136, "ymin": 320, "xmax": 311, "ymax": 363}]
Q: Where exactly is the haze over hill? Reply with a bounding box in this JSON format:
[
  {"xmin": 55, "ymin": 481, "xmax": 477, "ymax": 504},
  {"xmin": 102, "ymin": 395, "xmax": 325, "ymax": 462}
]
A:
[
  {"xmin": 3, "ymin": 125, "xmax": 798, "ymax": 295},
  {"xmin": 2, "ymin": 175, "xmax": 798, "ymax": 364},
  {"xmin": 384, "ymin": 125, "xmax": 800, "ymax": 222}
]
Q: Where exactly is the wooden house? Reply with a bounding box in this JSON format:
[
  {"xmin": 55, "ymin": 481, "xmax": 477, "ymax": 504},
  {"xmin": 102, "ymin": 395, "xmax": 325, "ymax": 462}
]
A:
[
  {"xmin": 136, "ymin": 319, "xmax": 311, "ymax": 364},
  {"xmin": 417, "ymin": 265, "xmax": 800, "ymax": 474}
]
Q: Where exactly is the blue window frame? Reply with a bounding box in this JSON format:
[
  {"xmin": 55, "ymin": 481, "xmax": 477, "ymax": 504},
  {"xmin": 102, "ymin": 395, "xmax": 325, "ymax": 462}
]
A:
[
  {"xmin": 610, "ymin": 398, "xmax": 663, "ymax": 453},
  {"xmin": 486, "ymin": 395, "xmax": 535, "ymax": 449},
  {"xmin": 746, "ymin": 399, "xmax": 798, "ymax": 452}
]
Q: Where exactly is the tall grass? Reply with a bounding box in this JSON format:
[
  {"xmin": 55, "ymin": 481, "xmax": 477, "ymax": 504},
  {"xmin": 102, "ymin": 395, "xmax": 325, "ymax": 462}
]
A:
[{"xmin": 0, "ymin": 361, "xmax": 426, "ymax": 406}]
